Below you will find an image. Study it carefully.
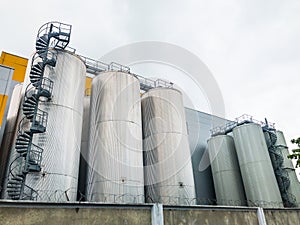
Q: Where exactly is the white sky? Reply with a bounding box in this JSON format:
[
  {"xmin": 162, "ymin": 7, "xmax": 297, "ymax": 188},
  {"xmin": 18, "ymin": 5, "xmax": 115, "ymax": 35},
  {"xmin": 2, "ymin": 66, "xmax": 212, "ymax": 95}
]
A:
[{"xmin": 1, "ymin": 0, "xmax": 300, "ymax": 152}]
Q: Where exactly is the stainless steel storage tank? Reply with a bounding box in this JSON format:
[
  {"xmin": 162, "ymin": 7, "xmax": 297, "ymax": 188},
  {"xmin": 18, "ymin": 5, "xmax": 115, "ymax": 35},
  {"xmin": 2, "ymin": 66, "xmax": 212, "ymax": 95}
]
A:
[
  {"xmin": 142, "ymin": 88, "xmax": 196, "ymax": 205},
  {"xmin": 208, "ymin": 135, "xmax": 246, "ymax": 206},
  {"xmin": 276, "ymin": 130, "xmax": 300, "ymax": 205},
  {"xmin": 0, "ymin": 84, "xmax": 23, "ymax": 196},
  {"xmin": 233, "ymin": 123, "xmax": 283, "ymax": 207},
  {"xmin": 23, "ymin": 50, "xmax": 86, "ymax": 201},
  {"xmin": 77, "ymin": 95, "xmax": 90, "ymax": 200},
  {"xmin": 0, "ymin": 65, "xmax": 14, "ymax": 149},
  {"xmin": 86, "ymin": 71, "xmax": 144, "ymax": 203}
]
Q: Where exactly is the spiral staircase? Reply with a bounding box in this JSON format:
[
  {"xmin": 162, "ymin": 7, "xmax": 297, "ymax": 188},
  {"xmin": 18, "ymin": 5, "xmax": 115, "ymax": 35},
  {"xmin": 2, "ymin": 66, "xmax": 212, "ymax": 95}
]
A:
[
  {"xmin": 263, "ymin": 127, "xmax": 297, "ymax": 207},
  {"xmin": 6, "ymin": 22, "xmax": 71, "ymax": 200}
]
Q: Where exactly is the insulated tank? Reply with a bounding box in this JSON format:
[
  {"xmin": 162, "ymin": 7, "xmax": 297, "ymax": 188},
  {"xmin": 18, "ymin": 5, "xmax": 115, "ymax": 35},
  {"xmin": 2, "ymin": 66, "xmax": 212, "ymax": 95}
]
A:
[
  {"xmin": 276, "ymin": 130, "xmax": 300, "ymax": 205},
  {"xmin": 233, "ymin": 123, "xmax": 283, "ymax": 207},
  {"xmin": 22, "ymin": 50, "xmax": 86, "ymax": 201},
  {"xmin": 86, "ymin": 71, "xmax": 144, "ymax": 203},
  {"xmin": 0, "ymin": 65, "xmax": 14, "ymax": 147},
  {"xmin": 77, "ymin": 95, "xmax": 90, "ymax": 200},
  {"xmin": 0, "ymin": 84, "xmax": 23, "ymax": 195},
  {"xmin": 208, "ymin": 135, "xmax": 246, "ymax": 206},
  {"xmin": 142, "ymin": 88, "xmax": 196, "ymax": 205}
]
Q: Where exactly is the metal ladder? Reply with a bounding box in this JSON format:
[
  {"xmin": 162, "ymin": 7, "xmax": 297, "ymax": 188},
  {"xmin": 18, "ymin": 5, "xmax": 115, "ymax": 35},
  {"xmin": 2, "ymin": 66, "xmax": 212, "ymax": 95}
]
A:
[
  {"xmin": 263, "ymin": 126, "xmax": 297, "ymax": 207},
  {"xmin": 6, "ymin": 22, "xmax": 72, "ymax": 200}
]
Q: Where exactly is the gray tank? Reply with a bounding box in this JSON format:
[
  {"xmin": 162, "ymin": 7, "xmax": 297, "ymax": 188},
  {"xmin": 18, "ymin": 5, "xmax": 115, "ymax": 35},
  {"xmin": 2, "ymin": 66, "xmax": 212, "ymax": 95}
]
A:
[
  {"xmin": 233, "ymin": 123, "xmax": 283, "ymax": 207},
  {"xmin": 276, "ymin": 130, "xmax": 300, "ymax": 206},
  {"xmin": 208, "ymin": 135, "xmax": 246, "ymax": 206},
  {"xmin": 142, "ymin": 88, "xmax": 196, "ymax": 205},
  {"xmin": 86, "ymin": 71, "xmax": 144, "ymax": 203},
  {"xmin": 22, "ymin": 50, "xmax": 86, "ymax": 201}
]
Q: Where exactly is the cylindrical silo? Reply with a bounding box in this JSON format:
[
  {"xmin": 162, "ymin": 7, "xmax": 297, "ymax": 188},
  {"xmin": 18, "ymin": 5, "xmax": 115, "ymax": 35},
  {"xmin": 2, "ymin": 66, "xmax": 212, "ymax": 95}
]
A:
[
  {"xmin": 20, "ymin": 50, "xmax": 86, "ymax": 201},
  {"xmin": 0, "ymin": 83, "xmax": 23, "ymax": 197},
  {"xmin": 142, "ymin": 88, "xmax": 196, "ymax": 205},
  {"xmin": 233, "ymin": 123, "xmax": 283, "ymax": 207},
  {"xmin": 77, "ymin": 95, "xmax": 90, "ymax": 201},
  {"xmin": 0, "ymin": 65, "xmax": 14, "ymax": 147},
  {"xmin": 208, "ymin": 135, "xmax": 246, "ymax": 206},
  {"xmin": 86, "ymin": 71, "xmax": 144, "ymax": 203},
  {"xmin": 276, "ymin": 130, "xmax": 300, "ymax": 206}
]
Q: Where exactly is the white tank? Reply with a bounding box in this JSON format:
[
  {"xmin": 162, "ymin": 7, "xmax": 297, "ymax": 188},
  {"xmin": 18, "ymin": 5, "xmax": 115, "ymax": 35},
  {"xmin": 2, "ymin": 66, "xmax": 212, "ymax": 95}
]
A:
[
  {"xmin": 77, "ymin": 95, "xmax": 90, "ymax": 200},
  {"xmin": 208, "ymin": 135, "xmax": 246, "ymax": 206},
  {"xmin": 0, "ymin": 84, "xmax": 23, "ymax": 195},
  {"xmin": 142, "ymin": 88, "xmax": 196, "ymax": 205},
  {"xmin": 86, "ymin": 71, "xmax": 144, "ymax": 203},
  {"xmin": 276, "ymin": 130, "xmax": 300, "ymax": 206},
  {"xmin": 233, "ymin": 123, "xmax": 283, "ymax": 207},
  {"xmin": 22, "ymin": 50, "xmax": 86, "ymax": 201}
]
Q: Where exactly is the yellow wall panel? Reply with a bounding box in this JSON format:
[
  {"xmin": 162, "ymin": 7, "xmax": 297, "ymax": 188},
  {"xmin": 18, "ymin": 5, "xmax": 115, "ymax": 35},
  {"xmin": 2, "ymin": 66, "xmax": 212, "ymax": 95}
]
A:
[
  {"xmin": 0, "ymin": 52, "xmax": 28, "ymax": 82},
  {"xmin": 0, "ymin": 94, "xmax": 8, "ymax": 126},
  {"xmin": 85, "ymin": 77, "xmax": 92, "ymax": 96}
]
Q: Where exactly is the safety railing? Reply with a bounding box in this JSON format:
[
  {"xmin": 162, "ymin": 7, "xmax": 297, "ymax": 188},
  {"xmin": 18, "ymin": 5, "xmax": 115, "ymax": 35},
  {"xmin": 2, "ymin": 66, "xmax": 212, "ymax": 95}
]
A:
[{"xmin": 211, "ymin": 114, "xmax": 275, "ymax": 136}]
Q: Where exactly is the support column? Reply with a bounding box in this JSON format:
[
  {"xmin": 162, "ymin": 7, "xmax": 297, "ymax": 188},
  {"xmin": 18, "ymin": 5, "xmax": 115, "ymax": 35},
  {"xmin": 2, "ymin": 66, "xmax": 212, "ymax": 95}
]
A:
[
  {"xmin": 257, "ymin": 207, "xmax": 267, "ymax": 225},
  {"xmin": 151, "ymin": 203, "xmax": 164, "ymax": 225}
]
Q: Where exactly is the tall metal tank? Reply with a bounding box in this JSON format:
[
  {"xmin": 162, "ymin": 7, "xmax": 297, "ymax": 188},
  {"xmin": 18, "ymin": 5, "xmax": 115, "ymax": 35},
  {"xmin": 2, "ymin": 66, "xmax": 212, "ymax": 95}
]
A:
[
  {"xmin": 17, "ymin": 50, "xmax": 86, "ymax": 201},
  {"xmin": 208, "ymin": 135, "xmax": 246, "ymax": 206},
  {"xmin": 276, "ymin": 130, "xmax": 300, "ymax": 205},
  {"xmin": 142, "ymin": 88, "xmax": 196, "ymax": 205},
  {"xmin": 0, "ymin": 84, "xmax": 23, "ymax": 196},
  {"xmin": 77, "ymin": 95, "xmax": 90, "ymax": 200},
  {"xmin": 86, "ymin": 71, "xmax": 144, "ymax": 203},
  {"xmin": 233, "ymin": 123, "xmax": 283, "ymax": 207},
  {"xmin": 0, "ymin": 65, "xmax": 14, "ymax": 148}
]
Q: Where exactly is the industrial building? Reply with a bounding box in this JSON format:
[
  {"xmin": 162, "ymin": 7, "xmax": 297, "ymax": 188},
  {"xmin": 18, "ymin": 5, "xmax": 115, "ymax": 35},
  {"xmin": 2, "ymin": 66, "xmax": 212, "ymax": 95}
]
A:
[{"xmin": 0, "ymin": 21, "xmax": 300, "ymax": 224}]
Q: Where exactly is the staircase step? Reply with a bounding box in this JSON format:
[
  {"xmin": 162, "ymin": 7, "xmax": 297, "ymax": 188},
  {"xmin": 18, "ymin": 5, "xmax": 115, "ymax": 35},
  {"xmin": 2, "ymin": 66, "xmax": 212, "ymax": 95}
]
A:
[
  {"xmin": 16, "ymin": 149, "xmax": 27, "ymax": 154},
  {"xmin": 8, "ymin": 181, "xmax": 22, "ymax": 185},
  {"xmin": 11, "ymin": 177, "xmax": 23, "ymax": 182},
  {"xmin": 15, "ymin": 143, "xmax": 29, "ymax": 148},
  {"xmin": 22, "ymin": 132, "xmax": 32, "ymax": 139},
  {"xmin": 30, "ymin": 62, "xmax": 44, "ymax": 76},
  {"xmin": 16, "ymin": 173, "xmax": 25, "ymax": 177},
  {"xmin": 17, "ymin": 136, "xmax": 30, "ymax": 142},
  {"xmin": 7, "ymin": 185, "xmax": 22, "ymax": 188},
  {"xmin": 36, "ymin": 34, "xmax": 49, "ymax": 53},
  {"xmin": 11, "ymin": 196, "xmax": 20, "ymax": 200},
  {"xmin": 24, "ymin": 99, "xmax": 37, "ymax": 106},
  {"xmin": 7, "ymin": 186, "xmax": 21, "ymax": 191},
  {"xmin": 16, "ymin": 139, "xmax": 29, "ymax": 144}
]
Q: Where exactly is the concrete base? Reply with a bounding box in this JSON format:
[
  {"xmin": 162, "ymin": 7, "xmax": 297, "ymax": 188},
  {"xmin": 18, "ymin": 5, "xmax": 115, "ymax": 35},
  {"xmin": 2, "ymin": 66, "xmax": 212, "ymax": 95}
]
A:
[{"xmin": 0, "ymin": 201, "xmax": 299, "ymax": 225}]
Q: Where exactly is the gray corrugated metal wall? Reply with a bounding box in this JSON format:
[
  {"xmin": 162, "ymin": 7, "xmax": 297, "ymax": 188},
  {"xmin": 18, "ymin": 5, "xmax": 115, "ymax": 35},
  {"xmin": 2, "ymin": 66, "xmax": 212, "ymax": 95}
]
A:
[{"xmin": 185, "ymin": 108, "xmax": 230, "ymax": 204}]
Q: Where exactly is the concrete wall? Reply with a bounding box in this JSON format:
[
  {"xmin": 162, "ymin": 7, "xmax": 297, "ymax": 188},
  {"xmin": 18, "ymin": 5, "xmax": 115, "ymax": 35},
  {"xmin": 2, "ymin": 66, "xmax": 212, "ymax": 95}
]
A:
[
  {"xmin": 264, "ymin": 209, "xmax": 300, "ymax": 225},
  {"xmin": 0, "ymin": 202, "xmax": 300, "ymax": 225},
  {"xmin": 164, "ymin": 207, "xmax": 259, "ymax": 225},
  {"xmin": 0, "ymin": 203, "xmax": 151, "ymax": 225}
]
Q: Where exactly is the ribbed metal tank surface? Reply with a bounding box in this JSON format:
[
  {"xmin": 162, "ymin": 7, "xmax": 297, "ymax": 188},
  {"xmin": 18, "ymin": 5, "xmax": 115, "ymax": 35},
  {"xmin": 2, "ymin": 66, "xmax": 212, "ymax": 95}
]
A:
[
  {"xmin": 21, "ymin": 50, "xmax": 86, "ymax": 201},
  {"xmin": 0, "ymin": 84, "xmax": 23, "ymax": 197},
  {"xmin": 208, "ymin": 135, "xmax": 246, "ymax": 206},
  {"xmin": 276, "ymin": 130, "xmax": 300, "ymax": 206},
  {"xmin": 86, "ymin": 71, "xmax": 144, "ymax": 203},
  {"xmin": 233, "ymin": 123, "xmax": 283, "ymax": 208},
  {"xmin": 142, "ymin": 88, "xmax": 196, "ymax": 205}
]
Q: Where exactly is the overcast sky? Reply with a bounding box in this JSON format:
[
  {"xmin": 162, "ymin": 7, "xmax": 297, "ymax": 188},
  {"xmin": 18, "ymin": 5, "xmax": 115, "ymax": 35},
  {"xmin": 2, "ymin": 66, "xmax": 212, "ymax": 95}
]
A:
[{"xmin": 1, "ymin": 0, "xmax": 300, "ymax": 152}]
